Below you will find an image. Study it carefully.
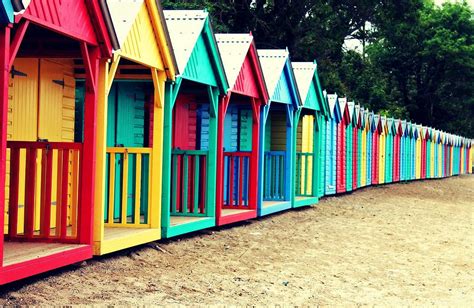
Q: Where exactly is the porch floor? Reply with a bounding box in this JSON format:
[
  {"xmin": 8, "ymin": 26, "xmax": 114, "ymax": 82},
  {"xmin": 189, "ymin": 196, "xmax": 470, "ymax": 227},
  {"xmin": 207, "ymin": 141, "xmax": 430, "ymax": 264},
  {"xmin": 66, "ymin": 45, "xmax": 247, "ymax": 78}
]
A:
[
  {"xmin": 262, "ymin": 200, "xmax": 286, "ymax": 208},
  {"xmin": 221, "ymin": 209, "xmax": 254, "ymax": 217},
  {"xmin": 295, "ymin": 196, "xmax": 314, "ymax": 201},
  {"xmin": 103, "ymin": 227, "xmax": 156, "ymax": 241},
  {"xmin": 170, "ymin": 216, "xmax": 209, "ymax": 227},
  {"xmin": 3, "ymin": 242, "xmax": 85, "ymax": 267}
]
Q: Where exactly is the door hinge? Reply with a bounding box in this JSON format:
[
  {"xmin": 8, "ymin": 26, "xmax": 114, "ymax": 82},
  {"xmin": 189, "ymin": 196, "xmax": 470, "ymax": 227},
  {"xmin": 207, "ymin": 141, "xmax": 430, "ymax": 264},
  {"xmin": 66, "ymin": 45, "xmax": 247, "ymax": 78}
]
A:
[
  {"xmin": 53, "ymin": 79, "xmax": 65, "ymax": 88},
  {"xmin": 10, "ymin": 66, "xmax": 27, "ymax": 78}
]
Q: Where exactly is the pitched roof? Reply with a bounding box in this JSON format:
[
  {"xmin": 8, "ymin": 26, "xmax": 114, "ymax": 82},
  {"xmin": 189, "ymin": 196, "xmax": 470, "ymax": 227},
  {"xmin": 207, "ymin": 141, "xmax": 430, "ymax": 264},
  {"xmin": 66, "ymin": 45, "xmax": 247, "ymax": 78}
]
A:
[
  {"xmin": 327, "ymin": 94, "xmax": 338, "ymax": 119},
  {"xmin": 164, "ymin": 10, "xmax": 207, "ymax": 73},
  {"xmin": 348, "ymin": 101, "xmax": 355, "ymax": 121},
  {"xmin": 257, "ymin": 49, "xmax": 289, "ymax": 97},
  {"xmin": 215, "ymin": 33, "xmax": 253, "ymax": 88},
  {"xmin": 292, "ymin": 62, "xmax": 316, "ymax": 104},
  {"xmin": 106, "ymin": 0, "xmax": 143, "ymax": 47}
]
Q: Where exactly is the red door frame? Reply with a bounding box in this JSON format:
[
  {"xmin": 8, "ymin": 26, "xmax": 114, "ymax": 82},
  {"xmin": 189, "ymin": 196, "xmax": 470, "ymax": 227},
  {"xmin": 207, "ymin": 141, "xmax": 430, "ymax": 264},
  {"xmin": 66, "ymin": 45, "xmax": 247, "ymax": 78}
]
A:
[
  {"xmin": 215, "ymin": 38, "xmax": 268, "ymax": 226},
  {"xmin": 352, "ymin": 123, "xmax": 358, "ymax": 190},
  {"xmin": 421, "ymin": 130, "xmax": 427, "ymax": 179},
  {"xmin": 393, "ymin": 123, "xmax": 402, "ymax": 182},
  {"xmin": 0, "ymin": 0, "xmax": 111, "ymax": 285},
  {"xmin": 336, "ymin": 103, "xmax": 349, "ymax": 193}
]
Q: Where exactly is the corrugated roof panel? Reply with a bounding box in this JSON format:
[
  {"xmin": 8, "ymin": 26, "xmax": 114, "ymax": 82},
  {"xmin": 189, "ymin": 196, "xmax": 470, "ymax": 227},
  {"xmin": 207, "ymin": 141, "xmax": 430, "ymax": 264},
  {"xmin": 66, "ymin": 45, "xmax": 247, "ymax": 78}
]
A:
[
  {"xmin": 257, "ymin": 49, "xmax": 288, "ymax": 98},
  {"xmin": 164, "ymin": 10, "xmax": 207, "ymax": 73},
  {"xmin": 215, "ymin": 33, "xmax": 253, "ymax": 89},
  {"xmin": 292, "ymin": 62, "xmax": 316, "ymax": 105},
  {"xmin": 106, "ymin": 0, "xmax": 143, "ymax": 47}
]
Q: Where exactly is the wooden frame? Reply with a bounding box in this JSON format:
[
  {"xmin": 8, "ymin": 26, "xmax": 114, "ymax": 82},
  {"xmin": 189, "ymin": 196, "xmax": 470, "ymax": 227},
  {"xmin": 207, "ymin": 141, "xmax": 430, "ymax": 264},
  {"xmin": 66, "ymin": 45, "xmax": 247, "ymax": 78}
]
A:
[
  {"xmin": 324, "ymin": 94, "xmax": 341, "ymax": 195},
  {"xmin": 0, "ymin": 0, "xmax": 111, "ymax": 285},
  {"xmin": 257, "ymin": 50, "xmax": 301, "ymax": 216},
  {"xmin": 161, "ymin": 10, "xmax": 228, "ymax": 238},
  {"xmin": 93, "ymin": 0, "xmax": 177, "ymax": 255},
  {"xmin": 215, "ymin": 33, "xmax": 269, "ymax": 226},
  {"xmin": 291, "ymin": 60, "xmax": 329, "ymax": 209},
  {"xmin": 336, "ymin": 98, "xmax": 349, "ymax": 193}
]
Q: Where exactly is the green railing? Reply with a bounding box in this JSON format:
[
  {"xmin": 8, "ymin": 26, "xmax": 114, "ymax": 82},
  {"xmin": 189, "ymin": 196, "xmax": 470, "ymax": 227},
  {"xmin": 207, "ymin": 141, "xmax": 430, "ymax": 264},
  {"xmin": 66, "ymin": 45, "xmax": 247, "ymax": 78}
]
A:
[
  {"xmin": 171, "ymin": 150, "xmax": 208, "ymax": 217},
  {"xmin": 295, "ymin": 152, "xmax": 314, "ymax": 197}
]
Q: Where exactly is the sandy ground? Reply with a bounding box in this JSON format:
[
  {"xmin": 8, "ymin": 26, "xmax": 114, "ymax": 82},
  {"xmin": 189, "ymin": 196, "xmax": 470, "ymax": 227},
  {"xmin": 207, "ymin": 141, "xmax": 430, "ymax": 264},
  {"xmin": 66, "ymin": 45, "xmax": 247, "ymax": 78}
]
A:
[{"xmin": 0, "ymin": 175, "xmax": 473, "ymax": 305}]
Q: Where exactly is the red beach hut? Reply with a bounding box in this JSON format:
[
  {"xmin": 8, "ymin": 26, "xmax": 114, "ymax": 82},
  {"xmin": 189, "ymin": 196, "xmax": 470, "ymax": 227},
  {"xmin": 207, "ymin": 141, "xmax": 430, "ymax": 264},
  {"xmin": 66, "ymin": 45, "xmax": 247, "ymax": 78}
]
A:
[
  {"xmin": 336, "ymin": 97, "xmax": 349, "ymax": 193},
  {"xmin": 371, "ymin": 114, "xmax": 381, "ymax": 184},
  {"xmin": 215, "ymin": 33, "xmax": 269, "ymax": 226},
  {"xmin": 0, "ymin": 0, "xmax": 111, "ymax": 284},
  {"xmin": 393, "ymin": 119, "xmax": 402, "ymax": 182}
]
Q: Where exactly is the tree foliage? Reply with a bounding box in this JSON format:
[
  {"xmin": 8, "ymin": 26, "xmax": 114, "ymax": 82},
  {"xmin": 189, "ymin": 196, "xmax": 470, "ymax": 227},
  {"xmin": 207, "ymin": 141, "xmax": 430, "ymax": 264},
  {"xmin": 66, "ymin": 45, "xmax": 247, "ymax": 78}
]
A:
[{"xmin": 162, "ymin": 0, "xmax": 474, "ymax": 137}]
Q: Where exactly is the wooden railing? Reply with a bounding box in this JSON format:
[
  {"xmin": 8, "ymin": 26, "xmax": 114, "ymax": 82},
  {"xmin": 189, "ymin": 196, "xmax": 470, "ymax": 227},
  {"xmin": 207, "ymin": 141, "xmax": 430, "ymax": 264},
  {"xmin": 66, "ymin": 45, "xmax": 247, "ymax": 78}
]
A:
[
  {"xmin": 223, "ymin": 152, "xmax": 251, "ymax": 208},
  {"xmin": 6, "ymin": 141, "xmax": 82, "ymax": 241},
  {"xmin": 170, "ymin": 150, "xmax": 208, "ymax": 216},
  {"xmin": 295, "ymin": 152, "xmax": 314, "ymax": 197},
  {"xmin": 105, "ymin": 147, "xmax": 151, "ymax": 227},
  {"xmin": 263, "ymin": 151, "xmax": 286, "ymax": 201}
]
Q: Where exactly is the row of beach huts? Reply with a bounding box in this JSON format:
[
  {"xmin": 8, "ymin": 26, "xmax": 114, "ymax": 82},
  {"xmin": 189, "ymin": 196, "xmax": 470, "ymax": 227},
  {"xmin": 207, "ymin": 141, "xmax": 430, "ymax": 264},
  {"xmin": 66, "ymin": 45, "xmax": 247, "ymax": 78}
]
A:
[{"xmin": 0, "ymin": 0, "xmax": 471, "ymax": 285}]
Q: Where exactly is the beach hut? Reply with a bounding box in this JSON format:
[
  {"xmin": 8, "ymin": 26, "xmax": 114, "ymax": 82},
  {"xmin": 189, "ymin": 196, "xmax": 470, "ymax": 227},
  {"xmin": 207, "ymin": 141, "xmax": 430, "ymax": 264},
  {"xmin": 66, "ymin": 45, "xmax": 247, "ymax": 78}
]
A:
[
  {"xmin": 410, "ymin": 123, "xmax": 417, "ymax": 180},
  {"xmin": 215, "ymin": 33, "xmax": 269, "ymax": 226},
  {"xmin": 292, "ymin": 61, "xmax": 328, "ymax": 207},
  {"xmin": 420, "ymin": 126, "xmax": 427, "ymax": 179},
  {"xmin": 433, "ymin": 129, "xmax": 441, "ymax": 178},
  {"xmin": 160, "ymin": 10, "xmax": 228, "ymax": 237},
  {"xmin": 345, "ymin": 101, "xmax": 355, "ymax": 192},
  {"xmin": 0, "ymin": 0, "xmax": 111, "ymax": 284},
  {"xmin": 371, "ymin": 114, "xmax": 381, "ymax": 184},
  {"xmin": 454, "ymin": 136, "xmax": 460, "ymax": 175},
  {"xmin": 256, "ymin": 49, "xmax": 300, "ymax": 215},
  {"xmin": 365, "ymin": 111, "xmax": 373, "ymax": 186},
  {"xmin": 459, "ymin": 137, "xmax": 465, "ymax": 175},
  {"xmin": 325, "ymin": 94, "xmax": 340, "ymax": 195},
  {"xmin": 91, "ymin": 0, "xmax": 177, "ymax": 255},
  {"xmin": 378, "ymin": 116, "xmax": 387, "ymax": 184},
  {"xmin": 400, "ymin": 120, "xmax": 408, "ymax": 181},
  {"xmin": 465, "ymin": 139, "xmax": 471, "ymax": 174},
  {"xmin": 336, "ymin": 97, "xmax": 349, "ymax": 193},
  {"xmin": 439, "ymin": 131, "xmax": 445, "ymax": 177},
  {"xmin": 359, "ymin": 108, "xmax": 367, "ymax": 187},
  {"xmin": 354, "ymin": 105, "xmax": 362, "ymax": 189},
  {"xmin": 426, "ymin": 128, "xmax": 434, "ymax": 178},
  {"xmin": 393, "ymin": 119, "xmax": 402, "ymax": 182},
  {"xmin": 384, "ymin": 117, "xmax": 394, "ymax": 183},
  {"xmin": 464, "ymin": 138, "xmax": 470, "ymax": 174},
  {"xmin": 414, "ymin": 125, "xmax": 422, "ymax": 179}
]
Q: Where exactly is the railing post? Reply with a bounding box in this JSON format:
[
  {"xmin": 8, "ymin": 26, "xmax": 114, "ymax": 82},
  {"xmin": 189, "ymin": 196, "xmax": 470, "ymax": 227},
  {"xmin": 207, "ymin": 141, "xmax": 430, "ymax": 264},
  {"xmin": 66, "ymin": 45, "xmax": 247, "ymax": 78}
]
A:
[{"xmin": 8, "ymin": 147, "xmax": 20, "ymax": 238}]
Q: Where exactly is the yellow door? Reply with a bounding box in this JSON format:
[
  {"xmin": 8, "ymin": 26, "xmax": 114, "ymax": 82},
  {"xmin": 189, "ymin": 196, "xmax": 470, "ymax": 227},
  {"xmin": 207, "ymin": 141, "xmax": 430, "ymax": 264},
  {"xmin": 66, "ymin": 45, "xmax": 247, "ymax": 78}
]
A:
[
  {"xmin": 301, "ymin": 116, "xmax": 314, "ymax": 195},
  {"xmin": 415, "ymin": 138, "xmax": 421, "ymax": 179},
  {"xmin": 4, "ymin": 58, "xmax": 76, "ymax": 235},
  {"xmin": 38, "ymin": 59, "xmax": 76, "ymax": 233},
  {"xmin": 379, "ymin": 133, "xmax": 385, "ymax": 183},
  {"xmin": 4, "ymin": 59, "xmax": 39, "ymax": 234}
]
